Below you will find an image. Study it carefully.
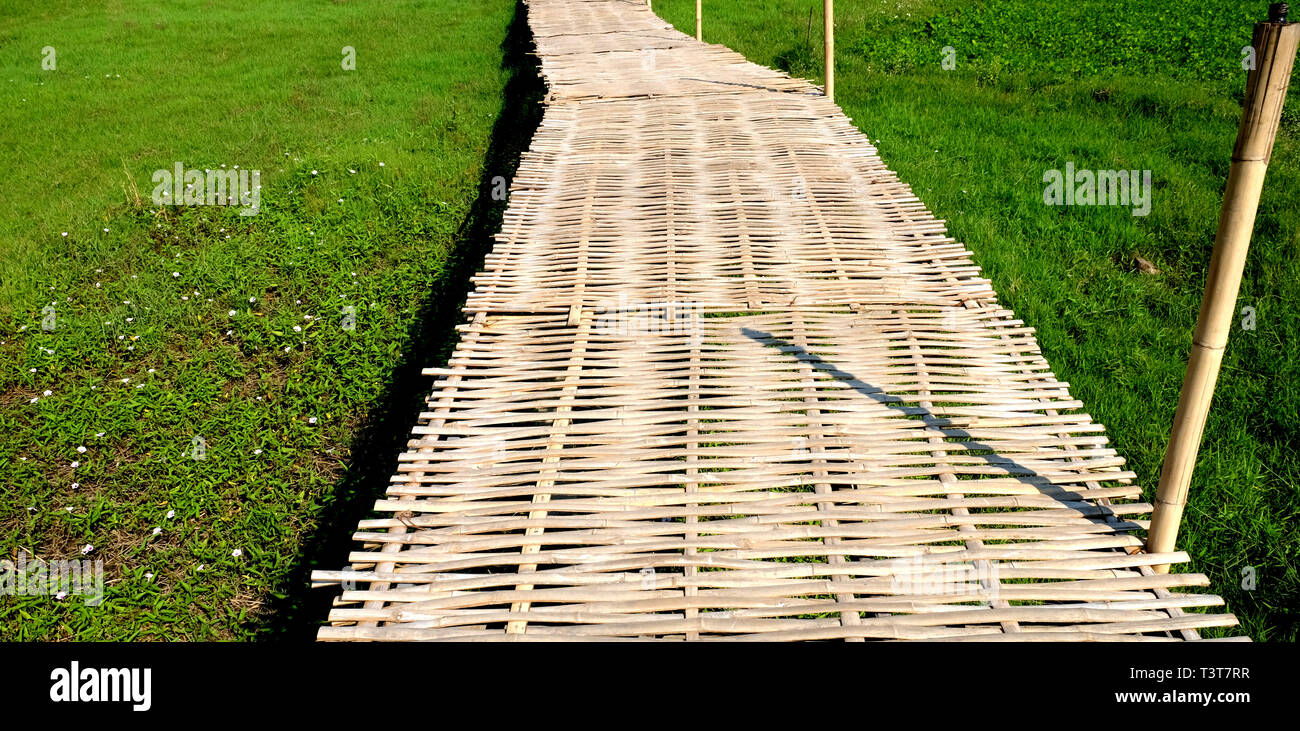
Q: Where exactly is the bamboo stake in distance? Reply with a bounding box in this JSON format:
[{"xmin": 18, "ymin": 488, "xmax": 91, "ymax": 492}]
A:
[
  {"xmin": 697, "ymin": 0, "xmax": 703, "ymax": 41},
  {"xmin": 824, "ymin": 0, "xmax": 835, "ymax": 103},
  {"xmin": 1148, "ymin": 2, "xmax": 1300, "ymax": 570}
]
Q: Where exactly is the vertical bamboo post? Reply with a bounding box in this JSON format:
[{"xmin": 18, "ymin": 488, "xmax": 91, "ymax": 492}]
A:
[
  {"xmin": 824, "ymin": 0, "xmax": 835, "ymax": 103},
  {"xmin": 1147, "ymin": 3, "xmax": 1300, "ymax": 570},
  {"xmin": 696, "ymin": 0, "xmax": 703, "ymax": 41}
]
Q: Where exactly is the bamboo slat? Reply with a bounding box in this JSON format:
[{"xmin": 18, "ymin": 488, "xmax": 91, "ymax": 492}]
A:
[{"xmin": 310, "ymin": 0, "xmax": 1240, "ymax": 641}]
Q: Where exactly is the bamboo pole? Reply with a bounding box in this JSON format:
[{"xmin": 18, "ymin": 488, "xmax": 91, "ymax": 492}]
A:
[
  {"xmin": 824, "ymin": 0, "xmax": 834, "ymax": 103},
  {"xmin": 1147, "ymin": 3, "xmax": 1300, "ymax": 570},
  {"xmin": 696, "ymin": 0, "xmax": 703, "ymax": 41}
]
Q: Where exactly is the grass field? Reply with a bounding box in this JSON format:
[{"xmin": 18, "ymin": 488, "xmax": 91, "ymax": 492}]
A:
[
  {"xmin": 655, "ymin": 0, "xmax": 1299, "ymax": 640},
  {"xmin": 2, "ymin": 0, "xmax": 1295, "ymax": 641},
  {"xmin": 0, "ymin": 0, "xmax": 538, "ymax": 639}
]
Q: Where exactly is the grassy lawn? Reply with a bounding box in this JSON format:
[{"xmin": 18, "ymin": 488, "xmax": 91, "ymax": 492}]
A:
[
  {"xmin": 655, "ymin": 0, "xmax": 1299, "ymax": 640},
  {"xmin": 0, "ymin": 0, "xmax": 541, "ymax": 639}
]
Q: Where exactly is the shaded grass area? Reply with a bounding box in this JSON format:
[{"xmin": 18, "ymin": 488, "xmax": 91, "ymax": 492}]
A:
[
  {"xmin": 0, "ymin": 0, "xmax": 532, "ymax": 639},
  {"xmin": 656, "ymin": 0, "xmax": 1299, "ymax": 640}
]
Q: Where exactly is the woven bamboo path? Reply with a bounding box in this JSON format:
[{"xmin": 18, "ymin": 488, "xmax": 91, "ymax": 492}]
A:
[{"xmin": 310, "ymin": 0, "xmax": 1242, "ymax": 641}]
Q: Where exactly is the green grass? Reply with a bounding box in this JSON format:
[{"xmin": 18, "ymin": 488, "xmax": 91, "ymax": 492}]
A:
[
  {"xmin": 656, "ymin": 0, "xmax": 1299, "ymax": 640},
  {"xmin": 0, "ymin": 0, "xmax": 541, "ymax": 639}
]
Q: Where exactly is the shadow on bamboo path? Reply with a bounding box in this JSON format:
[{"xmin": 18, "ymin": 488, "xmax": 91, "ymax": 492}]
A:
[
  {"xmin": 253, "ymin": 0, "xmax": 546, "ymax": 641},
  {"xmin": 741, "ymin": 326, "xmax": 1127, "ymax": 527}
]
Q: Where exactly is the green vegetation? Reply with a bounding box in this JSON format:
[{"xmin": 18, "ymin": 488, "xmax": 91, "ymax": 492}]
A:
[
  {"xmin": 0, "ymin": 0, "xmax": 540, "ymax": 639},
  {"xmin": 656, "ymin": 0, "xmax": 1299, "ymax": 639}
]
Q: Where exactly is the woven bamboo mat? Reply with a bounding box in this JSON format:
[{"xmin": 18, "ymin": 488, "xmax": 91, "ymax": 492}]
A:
[{"xmin": 310, "ymin": 0, "xmax": 1241, "ymax": 641}]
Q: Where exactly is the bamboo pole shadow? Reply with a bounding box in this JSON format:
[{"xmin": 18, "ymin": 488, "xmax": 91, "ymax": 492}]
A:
[
  {"xmin": 739, "ymin": 326, "xmax": 1131, "ymax": 522},
  {"xmin": 253, "ymin": 0, "xmax": 545, "ymax": 641}
]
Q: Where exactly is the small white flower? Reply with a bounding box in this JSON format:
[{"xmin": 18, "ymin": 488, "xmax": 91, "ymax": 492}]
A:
[
  {"xmin": 55, "ymin": 591, "xmax": 68, "ymax": 600},
  {"xmin": 197, "ymin": 564, "xmax": 205, "ymax": 571},
  {"xmin": 166, "ymin": 509, "xmax": 175, "ymax": 519},
  {"xmin": 43, "ymin": 390, "xmax": 53, "ymax": 397},
  {"xmin": 172, "ymin": 272, "xmax": 179, "ymax": 278},
  {"xmin": 311, "ymin": 170, "xmax": 318, "ymax": 175},
  {"xmin": 126, "ymin": 317, "xmax": 134, "ymax": 322},
  {"xmin": 248, "ymin": 297, "xmax": 256, "ymax": 303},
  {"xmin": 292, "ymin": 325, "xmax": 301, "ymax": 332},
  {"xmin": 121, "ymin": 378, "xmax": 130, "ymax": 383},
  {"xmin": 231, "ymin": 548, "xmax": 242, "ymax": 558},
  {"xmin": 70, "ymin": 461, "xmax": 80, "ymax": 469},
  {"xmin": 96, "ymin": 432, "xmax": 105, "ymax": 438},
  {"xmin": 152, "ymin": 527, "xmax": 161, "ymax": 535},
  {"xmin": 71, "ymin": 483, "xmax": 80, "ymax": 489},
  {"xmin": 81, "ymin": 544, "xmax": 93, "ymax": 554},
  {"xmin": 144, "ymin": 572, "xmax": 154, "ymax": 580},
  {"xmin": 30, "ymin": 397, "xmax": 38, "ymax": 404},
  {"xmin": 61, "ymin": 232, "xmax": 68, "ymax": 237},
  {"xmin": 308, "ymin": 417, "xmax": 317, "ymax": 424},
  {"xmin": 253, "ymin": 449, "xmax": 262, "ymax": 455},
  {"xmin": 76, "ymin": 445, "xmax": 86, "ymax": 453},
  {"xmin": 378, "ymin": 162, "xmax": 385, "ymax": 167},
  {"xmin": 147, "ymin": 368, "xmax": 155, "ymax": 373},
  {"xmin": 65, "ymin": 506, "xmax": 73, "ymax": 512}
]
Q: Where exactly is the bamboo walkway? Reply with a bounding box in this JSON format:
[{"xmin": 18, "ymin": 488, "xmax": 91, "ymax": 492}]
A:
[{"xmin": 310, "ymin": 0, "xmax": 1242, "ymax": 641}]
